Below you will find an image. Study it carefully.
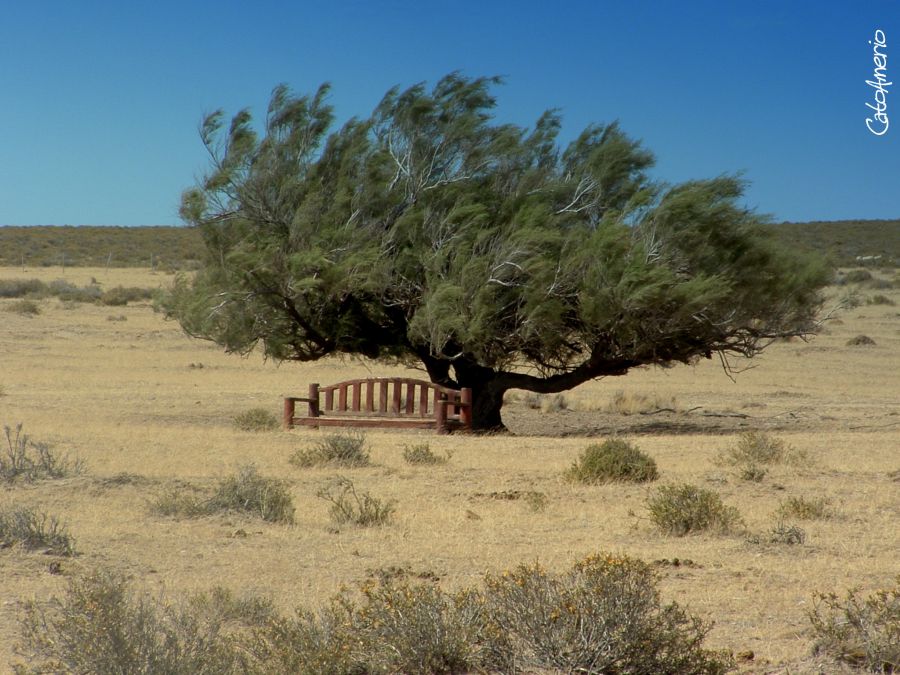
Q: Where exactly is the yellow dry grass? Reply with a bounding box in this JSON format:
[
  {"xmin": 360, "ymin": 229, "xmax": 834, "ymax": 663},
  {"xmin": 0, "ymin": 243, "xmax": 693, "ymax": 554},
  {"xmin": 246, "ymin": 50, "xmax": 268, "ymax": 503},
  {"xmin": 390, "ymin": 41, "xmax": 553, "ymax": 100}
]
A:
[{"xmin": 1, "ymin": 265, "xmax": 898, "ymax": 673}]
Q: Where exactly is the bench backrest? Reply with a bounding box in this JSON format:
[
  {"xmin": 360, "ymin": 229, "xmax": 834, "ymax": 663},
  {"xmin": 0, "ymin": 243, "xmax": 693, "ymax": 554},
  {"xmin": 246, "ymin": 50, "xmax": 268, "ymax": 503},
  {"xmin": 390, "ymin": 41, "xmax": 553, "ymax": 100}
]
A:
[{"xmin": 312, "ymin": 378, "xmax": 465, "ymax": 420}]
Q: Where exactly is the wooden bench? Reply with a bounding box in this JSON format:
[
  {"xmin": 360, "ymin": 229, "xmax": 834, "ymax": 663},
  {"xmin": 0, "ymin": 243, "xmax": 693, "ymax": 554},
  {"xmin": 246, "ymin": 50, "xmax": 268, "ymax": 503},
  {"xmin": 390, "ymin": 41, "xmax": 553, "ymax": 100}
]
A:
[{"xmin": 283, "ymin": 378, "xmax": 473, "ymax": 434}]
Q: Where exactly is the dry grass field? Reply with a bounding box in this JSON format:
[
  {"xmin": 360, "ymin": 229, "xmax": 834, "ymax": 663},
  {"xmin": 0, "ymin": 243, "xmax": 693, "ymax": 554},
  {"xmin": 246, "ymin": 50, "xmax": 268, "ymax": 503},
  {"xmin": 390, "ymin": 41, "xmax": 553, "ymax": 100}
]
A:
[{"xmin": 1, "ymin": 265, "xmax": 898, "ymax": 673}]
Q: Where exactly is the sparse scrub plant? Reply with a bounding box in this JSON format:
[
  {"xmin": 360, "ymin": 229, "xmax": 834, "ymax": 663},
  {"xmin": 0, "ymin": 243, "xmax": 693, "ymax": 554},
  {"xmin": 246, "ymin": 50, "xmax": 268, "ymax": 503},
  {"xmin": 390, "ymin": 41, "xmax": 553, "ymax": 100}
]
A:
[
  {"xmin": 5, "ymin": 299, "xmax": 41, "ymax": 315},
  {"xmin": 845, "ymin": 269, "xmax": 874, "ymax": 283},
  {"xmin": 716, "ymin": 432, "xmax": 808, "ymax": 480},
  {"xmin": 100, "ymin": 285, "xmax": 156, "ymax": 306},
  {"xmin": 478, "ymin": 554, "xmax": 733, "ymax": 674},
  {"xmin": 0, "ymin": 506, "xmax": 75, "ymax": 556},
  {"xmin": 540, "ymin": 393, "xmax": 569, "ymax": 413},
  {"xmin": 316, "ymin": 477, "xmax": 395, "ymax": 527},
  {"xmin": 867, "ymin": 294, "xmax": 896, "ymax": 306},
  {"xmin": 646, "ymin": 483, "xmax": 743, "ymax": 536},
  {"xmin": 208, "ymin": 465, "xmax": 295, "ymax": 524},
  {"xmin": 606, "ymin": 390, "xmax": 679, "ymax": 415},
  {"xmin": 290, "ymin": 431, "xmax": 370, "ymax": 468},
  {"xmin": 2, "ymin": 424, "xmax": 83, "ymax": 483},
  {"xmin": 402, "ymin": 443, "xmax": 451, "ymax": 465},
  {"xmin": 778, "ymin": 496, "xmax": 833, "ymax": 520},
  {"xmin": 16, "ymin": 570, "xmax": 246, "ymax": 674},
  {"xmin": 565, "ymin": 438, "xmax": 659, "ymax": 484},
  {"xmin": 233, "ymin": 407, "xmax": 280, "ymax": 432},
  {"xmin": 0, "ymin": 278, "xmax": 48, "ymax": 298},
  {"xmin": 151, "ymin": 487, "xmax": 209, "ymax": 518},
  {"xmin": 766, "ymin": 518, "xmax": 806, "ymax": 545},
  {"xmin": 809, "ymin": 578, "xmax": 900, "ymax": 672}
]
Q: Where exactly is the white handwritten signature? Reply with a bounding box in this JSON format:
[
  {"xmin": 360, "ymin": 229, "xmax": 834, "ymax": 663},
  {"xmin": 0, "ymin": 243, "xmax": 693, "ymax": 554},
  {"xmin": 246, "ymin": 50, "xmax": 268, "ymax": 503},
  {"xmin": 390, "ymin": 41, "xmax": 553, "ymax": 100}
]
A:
[{"xmin": 866, "ymin": 30, "xmax": 890, "ymax": 136}]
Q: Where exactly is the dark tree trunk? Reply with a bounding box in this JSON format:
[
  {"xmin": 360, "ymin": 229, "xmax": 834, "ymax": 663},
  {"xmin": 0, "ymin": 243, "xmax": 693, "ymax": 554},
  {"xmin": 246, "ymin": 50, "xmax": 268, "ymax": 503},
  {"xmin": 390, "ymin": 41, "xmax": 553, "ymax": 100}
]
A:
[{"xmin": 451, "ymin": 356, "xmax": 509, "ymax": 433}]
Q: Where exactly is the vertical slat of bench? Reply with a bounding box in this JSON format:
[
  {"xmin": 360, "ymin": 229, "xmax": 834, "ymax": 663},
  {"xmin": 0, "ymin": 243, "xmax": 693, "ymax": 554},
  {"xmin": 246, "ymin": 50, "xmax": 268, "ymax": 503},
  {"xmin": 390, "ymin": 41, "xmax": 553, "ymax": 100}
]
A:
[
  {"xmin": 324, "ymin": 388, "xmax": 334, "ymax": 413},
  {"xmin": 365, "ymin": 381, "xmax": 374, "ymax": 413},
  {"xmin": 283, "ymin": 397, "xmax": 295, "ymax": 429},
  {"xmin": 391, "ymin": 380, "xmax": 401, "ymax": 414},
  {"xmin": 338, "ymin": 384, "xmax": 348, "ymax": 411},
  {"xmin": 419, "ymin": 383, "xmax": 429, "ymax": 417},
  {"xmin": 309, "ymin": 383, "xmax": 320, "ymax": 418},
  {"xmin": 352, "ymin": 382, "xmax": 361, "ymax": 412},
  {"xmin": 405, "ymin": 380, "xmax": 415, "ymax": 414},
  {"xmin": 435, "ymin": 394, "xmax": 448, "ymax": 434},
  {"xmin": 379, "ymin": 380, "xmax": 388, "ymax": 413}
]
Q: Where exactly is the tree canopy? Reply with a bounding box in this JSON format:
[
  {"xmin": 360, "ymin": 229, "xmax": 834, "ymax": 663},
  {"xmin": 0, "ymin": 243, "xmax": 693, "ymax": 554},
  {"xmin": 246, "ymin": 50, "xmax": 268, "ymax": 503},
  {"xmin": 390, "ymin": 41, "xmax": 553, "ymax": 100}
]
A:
[{"xmin": 166, "ymin": 73, "xmax": 830, "ymax": 430}]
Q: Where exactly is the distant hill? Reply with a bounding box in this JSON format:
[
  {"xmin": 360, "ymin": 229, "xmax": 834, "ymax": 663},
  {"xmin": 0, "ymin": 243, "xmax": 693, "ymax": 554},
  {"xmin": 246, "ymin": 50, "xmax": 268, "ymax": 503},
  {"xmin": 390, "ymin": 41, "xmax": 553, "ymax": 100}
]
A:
[{"xmin": 0, "ymin": 219, "xmax": 897, "ymax": 269}]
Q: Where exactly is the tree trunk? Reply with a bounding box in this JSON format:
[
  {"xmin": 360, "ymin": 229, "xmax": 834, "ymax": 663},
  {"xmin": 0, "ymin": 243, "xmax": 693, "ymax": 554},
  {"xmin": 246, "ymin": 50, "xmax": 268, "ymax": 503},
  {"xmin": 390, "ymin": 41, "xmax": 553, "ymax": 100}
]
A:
[{"xmin": 451, "ymin": 357, "xmax": 509, "ymax": 433}]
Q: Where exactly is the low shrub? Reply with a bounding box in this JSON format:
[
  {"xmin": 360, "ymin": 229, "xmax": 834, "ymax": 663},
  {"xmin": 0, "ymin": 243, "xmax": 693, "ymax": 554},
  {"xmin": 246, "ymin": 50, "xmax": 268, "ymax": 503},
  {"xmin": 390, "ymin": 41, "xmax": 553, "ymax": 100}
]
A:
[
  {"xmin": 233, "ymin": 407, "xmax": 279, "ymax": 432},
  {"xmin": 2, "ymin": 424, "xmax": 84, "ymax": 483},
  {"xmin": 0, "ymin": 278, "xmax": 47, "ymax": 298},
  {"xmin": 868, "ymin": 294, "xmax": 897, "ymax": 306},
  {"xmin": 716, "ymin": 431, "xmax": 808, "ymax": 480},
  {"xmin": 152, "ymin": 466, "xmax": 295, "ymax": 524},
  {"xmin": 847, "ymin": 334, "xmax": 877, "ymax": 346},
  {"xmin": 100, "ymin": 285, "xmax": 156, "ymax": 306},
  {"xmin": 207, "ymin": 465, "xmax": 295, "ymax": 524},
  {"xmin": 749, "ymin": 518, "xmax": 806, "ymax": 546},
  {"xmin": 809, "ymin": 578, "xmax": 900, "ymax": 672},
  {"xmin": 16, "ymin": 570, "xmax": 246, "ymax": 674},
  {"xmin": 0, "ymin": 506, "xmax": 75, "ymax": 556},
  {"xmin": 48, "ymin": 279, "xmax": 102, "ymax": 303},
  {"xmin": 5, "ymin": 299, "xmax": 41, "ymax": 315},
  {"xmin": 316, "ymin": 477, "xmax": 395, "ymax": 527},
  {"xmin": 540, "ymin": 393, "xmax": 569, "ymax": 413},
  {"xmin": 646, "ymin": 483, "xmax": 743, "ymax": 536},
  {"xmin": 845, "ymin": 269, "xmax": 874, "ymax": 283},
  {"xmin": 290, "ymin": 431, "xmax": 370, "ymax": 468},
  {"xmin": 565, "ymin": 438, "xmax": 659, "ymax": 484},
  {"xmin": 402, "ymin": 443, "xmax": 451, "ymax": 465},
  {"xmin": 778, "ymin": 496, "xmax": 833, "ymax": 520},
  {"xmin": 478, "ymin": 554, "xmax": 733, "ymax": 674},
  {"xmin": 606, "ymin": 390, "xmax": 679, "ymax": 415}
]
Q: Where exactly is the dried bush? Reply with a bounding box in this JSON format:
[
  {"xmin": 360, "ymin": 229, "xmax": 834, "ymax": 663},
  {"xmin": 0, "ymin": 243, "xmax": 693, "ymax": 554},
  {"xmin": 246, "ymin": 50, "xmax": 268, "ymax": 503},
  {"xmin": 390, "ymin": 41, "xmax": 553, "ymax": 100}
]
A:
[
  {"xmin": 0, "ymin": 506, "xmax": 75, "ymax": 556},
  {"xmin": 845, "ymin": 269, "xmax": 874, "ymax": 283},
  {"xmin": 291, "ymin": 431, "xmax": 370, "ymax": 468},
  {"xmin": 233, "ymin": 407, "xmax": 279, "ymax": 432},
  {"xmin": 867, "ymin": 294, "xmax": 896, "ymax": 306},
  {"xmin": 646, "ymin": 484, "xmax": 743, "ymax": 536},
  {"xmin": 16, "ymin": 570, "xmax": 247, "ymax": 674},
  {"xmin": 402, "ymin": 443, "xmax": 451, "ymax": 465},
  {"xmin": 5, "ymin": 299, "xmax": 41, "ymax": 315},
  {"xmin": 809, "ymin": 578, "xmax": 900, "ymax": 672},
  {"xmin": 565, "ymin": 438, "xmax": 659, "ymax": 484},
  {"xmin": 716, "ymin": 431, "xmax": 808, "ymax": 480},
  {"xmin": 478, "ymin": 554, "xmax": 733, "ymax": 674},
  {"xmin": 317, "ymin": 477, "xmax": 395, "ymax": 527},
  {"xmin": 540, "ymin": 393, "xmax": 569, "ymax": 413},
  {"xmin": 152, "ymin": 466, "xmax": 294, "ymax": 524},
  {"xmin": 847, "ymin": 334, "xmax": 877, "ymax": 346},
  {"xmin": 0, "ymin": 278, "xmax": 48, "ymax": 298},
  {"xmin": 606, "ymin": 390, "xmax": 679, "ymax": 415},
  {"xmin": 778, "ymin": 496, "xmax": 833, "ymax": 520},
  {"xmin": 100, "ymin": 285, "xmax": 156, "ymax": 306},
  {"xmin": 2, "ymin": 424, "xmax": 84, "ymax": 483},
  {"xmin": 208, "ymin": 465, "xmax": 295, "ymax": 524}
]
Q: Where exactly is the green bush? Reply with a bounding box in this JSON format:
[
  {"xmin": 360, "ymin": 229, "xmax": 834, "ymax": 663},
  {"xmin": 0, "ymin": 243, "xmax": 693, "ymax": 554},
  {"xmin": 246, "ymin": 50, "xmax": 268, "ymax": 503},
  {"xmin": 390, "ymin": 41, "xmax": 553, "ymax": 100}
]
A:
[
  {"xmin": 646, "ymin": 484, "xmax": 743, "ymax": 536},
  {"xmin": 716, "ymin": 431, "xmax": 808, "ymax": 480},
  {"xmin": 0, "ymin": 506, "xmax": 75, "ymax": 556},
  {"xmin": 316, "ymin": 477, "xmax": 395, "ymax": 527},
  {"xmin": 402, "ymin": 443, "xmax": 451, "ymax": 465},
  {"xmin": 233, "ymin": 407, "xmax": 280, "ymax": 432},
  {"xmin": 565, "ymin": 438, "xmax": 659, "ymax": 484},
  {"xmin": 778, "ymin": 496, "xmax": 833, "ymax": 520},
  {"xmin": 290, "ymin": 431, "xmax": 370, "ymax": 468},
  {"xmin": 809, "ymin": 578, "xmax": 900, "ymax": 672},
  {"xmin": 2, "ymin": 424, "xmax": 84, "ymax": 483}
]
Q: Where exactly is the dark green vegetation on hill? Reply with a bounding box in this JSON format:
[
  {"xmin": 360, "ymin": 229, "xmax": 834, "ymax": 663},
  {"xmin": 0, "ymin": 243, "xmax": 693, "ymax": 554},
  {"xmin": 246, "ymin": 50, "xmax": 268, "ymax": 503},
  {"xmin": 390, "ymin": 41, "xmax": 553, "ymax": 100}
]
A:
[
  {"xmin": 1, "ymin": 220, "xmax": 896, "ymax": 270},
  {"xmin": 0, "ymin": 226, "xmax": 203, "ymax": 269}
]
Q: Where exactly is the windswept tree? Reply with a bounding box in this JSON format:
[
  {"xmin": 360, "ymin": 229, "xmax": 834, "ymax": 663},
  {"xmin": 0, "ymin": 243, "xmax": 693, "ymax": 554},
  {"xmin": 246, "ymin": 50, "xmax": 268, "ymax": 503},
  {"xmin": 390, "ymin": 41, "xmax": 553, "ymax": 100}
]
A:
[{"xmin": 166, "ymin": 73, "xmax": 829, "ymax": 430}]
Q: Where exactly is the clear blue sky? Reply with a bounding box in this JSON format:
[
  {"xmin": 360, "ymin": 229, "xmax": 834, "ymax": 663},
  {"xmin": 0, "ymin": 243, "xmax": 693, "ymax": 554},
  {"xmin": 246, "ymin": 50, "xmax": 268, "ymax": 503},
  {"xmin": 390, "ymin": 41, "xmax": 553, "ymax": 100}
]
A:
[{"xmin": 1, "ymin": 0, "xmax": 897, "ymax": 226}]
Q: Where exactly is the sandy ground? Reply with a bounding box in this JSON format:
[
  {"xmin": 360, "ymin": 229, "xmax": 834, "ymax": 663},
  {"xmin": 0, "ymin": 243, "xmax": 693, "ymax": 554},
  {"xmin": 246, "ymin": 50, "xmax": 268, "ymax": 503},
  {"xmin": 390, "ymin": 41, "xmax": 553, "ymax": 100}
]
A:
[{"xmin": 0, "ymin": 265, "xmax": 898, "ymax": 673}]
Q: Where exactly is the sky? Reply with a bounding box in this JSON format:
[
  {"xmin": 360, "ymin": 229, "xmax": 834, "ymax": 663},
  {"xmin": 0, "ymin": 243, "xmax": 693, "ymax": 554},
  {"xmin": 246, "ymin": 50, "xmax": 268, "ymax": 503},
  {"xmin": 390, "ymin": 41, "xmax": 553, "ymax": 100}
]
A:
[{"xmin": 1, "ymin": 0, "xmax": 897, "ymax": 226}]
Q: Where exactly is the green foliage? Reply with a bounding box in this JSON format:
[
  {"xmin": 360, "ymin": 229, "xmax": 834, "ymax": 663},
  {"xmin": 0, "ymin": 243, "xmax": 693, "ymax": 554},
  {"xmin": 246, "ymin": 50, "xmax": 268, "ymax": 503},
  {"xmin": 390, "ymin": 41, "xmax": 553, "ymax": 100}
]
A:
[
  {"xmin": 716, "ymin": 431, "xmax": 808, "ymax": 480},
  {"xmin": 290, "ymin": 431, "xmax": 370, "ymax": 468},
  {"xmin": 166, "ymin": 74, "xmax": 830, "ymax": 429},
  {"xmin": 565, "ymin": 438, "xmax": 659, "ymax": 484},
  {"xmin": 402, "ymin": 443, "xmax": 451, "ymax": 465},
  {"xmin": 233, "ymin": 407, "xmax": 280, "ymax": 432},
  {"xmin": 646, "ymin": 484, "xmax": 743, "ymax": 536},
  {"xmin": 2, "ymin": 424, "xmax": 84, "ymax": 483},
  {"xmin": 0, "ymin": 506, "xmax": 75, "ymax": 556},
  {"xmin": 809, "ymin": 578, "xmax": 900, "ymax": 672},
  {"xmin": 316, "ymin": 477, "xmax": 396, "ymax": 527},
  {"xmin": 0, "ymin": 225, "xmax": 204, "ymax": 268}
]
